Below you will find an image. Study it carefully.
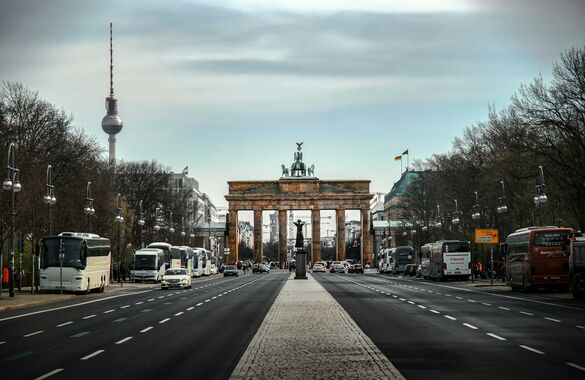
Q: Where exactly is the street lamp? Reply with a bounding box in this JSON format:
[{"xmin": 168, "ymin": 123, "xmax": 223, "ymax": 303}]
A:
[
  {"xmin": 472, "ymin": 191, "xmax": 481, "ymax": 221},
  {"xmin": 434, "ymin": 205, "xmax": 442, "ymax": 228},
  {"xmin": 181, "ymin": 216, "xmax": 186, "ymax": 245},
  {"xmin": 169, "ymin": 211, "xmax": 175, "ymax": 244},
  {"xmin": 43, "ymin": 164, "xmax": 57, "ymax": 235},
  {"xmin": 452, "ymin": 199, "xmax": 460, "ymax": 225},
  {"xmin": 137, "ymin": 200, "xmax": 145, "ymax": 248},
  {"xmin": 153, "ymin": 207, "xmax": 160, "ymax": 241},
  {"xmin": 534, "ymin": 165, "xmax": 547, "ymax": 226},
  {"xmin": 84, "ymin": 181, "xmax": 95, "ymax": 232},
  {"xmin": 3, "ymin": 143, "xmax": 21, "ymax": 297},
  {"xmin": 497, "ymin": 180, "xmax": 508, "ymax": 214},
  {"xmin": 114, "ymin": 194, "xmax": 124, "ymax": 284}
]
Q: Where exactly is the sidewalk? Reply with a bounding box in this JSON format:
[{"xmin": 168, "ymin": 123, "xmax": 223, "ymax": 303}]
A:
[{"xmin": 230, "ymin": 273, "xmax": 405, "ymax": 380}]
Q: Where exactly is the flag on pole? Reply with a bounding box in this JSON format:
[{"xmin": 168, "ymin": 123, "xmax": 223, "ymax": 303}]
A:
[
  {"xmin": 402, "ymin": 149, "xmax": 409, "ymax": 155},
  {"xmin": 182, "ymin": 166, "xmax": 188, "ymax": 175},
  {"xmin": 394, "ymin": 155, "xmax": 402, "ymax": 161}
]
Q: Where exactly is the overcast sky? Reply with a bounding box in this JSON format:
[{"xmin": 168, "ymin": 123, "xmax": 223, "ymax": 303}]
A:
[{"xmin": 1, "ymin": 0, "xmax": 584, "ymax": 209}]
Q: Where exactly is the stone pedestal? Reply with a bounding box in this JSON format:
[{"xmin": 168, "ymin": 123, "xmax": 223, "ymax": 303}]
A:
[{"xmin": 295, "ymin": 249, "xmax": 308, "ymax": 279}]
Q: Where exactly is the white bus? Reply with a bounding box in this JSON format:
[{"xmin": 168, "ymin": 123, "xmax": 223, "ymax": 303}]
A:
[
  {"xmin": 147, "ymin": 242, "xmax": 173, "ymax": 269},
  {"xmin": 40, "ymin": 232, "xmax": 111, "ymax": 293},
  {"xmin": 194, "ymin": 248, "xmax": 212, "ymax": 276},
  {"xmin": 378, "ymin": 248, "xmax": 392, "ymax": 273},
  {"xmin": 429, "ymin": 240, "xmax": 471, "ymax": 281},
  {"xmin": 191, "ymin": 249, "xmax": 203, "ymax": 278},
  {"xmin": 130, "ymin": 248, "xmax": 166, "ymax": 283}
]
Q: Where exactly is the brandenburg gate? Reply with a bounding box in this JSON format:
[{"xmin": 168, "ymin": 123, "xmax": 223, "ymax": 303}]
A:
[{"xmin": 225, "ymin": 143, "xmax": 373, "ymax": 266}]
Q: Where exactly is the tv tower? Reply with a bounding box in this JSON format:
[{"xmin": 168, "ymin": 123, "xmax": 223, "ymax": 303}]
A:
[{"xmin": 101, "ymin": 22, "xmax": 123, "ymax": 162}]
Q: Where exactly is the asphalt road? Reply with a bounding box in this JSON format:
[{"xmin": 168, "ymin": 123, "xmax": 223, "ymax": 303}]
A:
[
  {"xmin": 314, "ymin": 272, "xmax": 585, "ymax": 380},
  {"xmin": 0, "ymin": 272, "xmax": 287, "ymax": 380}
]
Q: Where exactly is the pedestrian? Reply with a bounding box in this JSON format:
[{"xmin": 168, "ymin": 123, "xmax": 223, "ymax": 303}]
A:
[{"xmin": 120, "ymin": 263, "xmax": 126, "ymax": 282}]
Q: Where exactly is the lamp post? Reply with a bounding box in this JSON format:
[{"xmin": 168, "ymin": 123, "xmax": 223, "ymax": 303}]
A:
[
  {"xmin": 452, "ymin": 199, "xmax": 460, "ymax": 232},
  {"xmin": 114, "ymin": 194, "xmax": 124, "ymax": 285},
  {"xmin": 84, "ymin": 181, "xmax": 95, "ymax": 232},
  {"xmin": 497, "ymin": 181, "xmax": 508, "ymax": 215},
  {"xmin": 43, "ymin": 164, "xmax": 57, "ymax": 235},
  {"xmin": 471, "ymin": 191, "xmax": 481, "ymax": 283},
  {"xmin": 534, "ymin": 165, "xmax": 547, "ymax": 226},
  {"xmin": 181, "ymin": 216, "xmax": 186, "ymax": 246},
  {"xmin": 169, "ymin": 211, "xmax": 175, "ymax": 244},
  {"xmin": 3, "ymin": 143, "xmax": 21, "ymax": 297},
  {"xmin": 137, "ymin": 200, "xmax": 145, "ymax": 248},
  {"xmin": 153, "ymin": 207, "xmax": 160, "ymax": 241}
]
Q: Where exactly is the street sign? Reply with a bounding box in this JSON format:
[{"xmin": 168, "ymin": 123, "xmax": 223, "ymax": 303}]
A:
[{"xmin": 474, "ymin": 229, "xmax": 499, "ymax": 244}]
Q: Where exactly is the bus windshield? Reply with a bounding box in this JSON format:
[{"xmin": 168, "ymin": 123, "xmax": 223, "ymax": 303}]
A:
[
  {"xmin": 42, "ymin": 238, "xmax": 85, "ymax": 269},
  {"xmin": 134, "ymin": 255, "xmax": 156, "ymax": 270},
  {"xmin": 534, "ymin": 232, "xmax": 569, "ymax": 247},
  {"xmin": 444, "ymin": 242, "xmax": 470, "ymax": 253}
]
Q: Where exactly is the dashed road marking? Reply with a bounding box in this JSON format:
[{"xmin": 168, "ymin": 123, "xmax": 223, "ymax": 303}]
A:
[
  {"xmin": 577, "ymin": 325, "xmax": 585, "ymax": 330},
  {"xmin": 399, "ymin": 298, "xmax": 406, "ymax": 301},
  {"xmin": 196, "ymin": 302, "xmax": 203, "ymax": 306},
  {"xmin": 418, "ymin": 305, "xmax": 427, "ymax": 309},
  {"xmin": 186, "ymin": 306, "xmax": 194, "ymax": 311},
  {"xmin": 113, "ymin": 318, "xmax": 126, "ymax": 323},
  {"xmin": 486, "ymin": 333, "xmax": 506, "ymax": 341},
  {"xmin": 81, "ymin": 350, "xmax": 104, "ymax": 360},
  {"xmin": 482, "ymin": 303, "xmax": 492, "ymax": 306},
  {"xmin": 467, "ymin": 299, "xmax": 477, "ymax": 303},
  {"xmin": 135, "ymin": 302, "xmax": 143, "ymax": 305},
  {"xmin": 455, "ymin": 296, "xmax": 463, "ymax": 300},
  {"xmin": 463, "ymin": 323, "xmax": 478, "ymax": 330},
  {"xmin": 204, "ymin": 299, "xmax": 210, "ymax": 303},
  {"xmin": 140, "ymin": 327, "xmax": 153, "ymax": 333},
  {"xmin": 174, "ymin": 312, "xmax": 184, "ymax": 316},
  {"xmin": 444, "ymin": 315, "xmax": 457, "ymax": 321},
  {"xmin": 519, "ymin": 311, "xmax": 533, "ymax": 316},
  {"xmin": 407, "ymin": 301, "xmax": 415, "ymax": 305},
  {"xmin": 34, "ymin": 368, "xmax": 64, "ymax": 380},
  {"xmin": 83, "ymin": 314, "xmax": 96, "ymax": 319},
  {"xmin": 499, "ymin": 306, "xmax": 510, "ymax": 311},
  {"xmin": 566, "ymin": 362, "xmax": 585, "ymax": 372},
  {"xmin": 519, "ymin": 345, "xmax": 545, "ymax": 355},
  {"xmin": 157, "ymin": 296, "xmax": 164, "ymax": 299},
  {"xmin": 115, "ymin": 337, "xmax": 133, "ymax": 344},
  {"xmin": 104, "ymin": 309, "xmax": 115, "ymax": 314},
  {"xmin": 23, "ymin": 330, "xmax": 44, "ymax": 338},
  {"xmin": 544, "ymin": 317, "xmax": 561, "ymax": 323},
  {"xmin": 430, "ymin": 310, "xmax": 440, "ymax": 314},
  {"xmin": 57, "ymin": 321, "xmax": 73, "ymax": 327},
  {"xmin": 159, "ymin": 318, "xmax": 170, "ymax": 324},
  {"xmin": 0, "ymin": 341, "xmax": 5, "ymax": 345},
  {"xmin": 147, "ymin": 299, "xmax": 154, "ymax": 302}
]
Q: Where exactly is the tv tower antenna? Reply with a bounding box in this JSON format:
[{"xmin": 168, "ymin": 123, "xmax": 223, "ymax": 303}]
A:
[{"xmin": 101, "ymin": 22, "xmax": 123, "ymax": 162}]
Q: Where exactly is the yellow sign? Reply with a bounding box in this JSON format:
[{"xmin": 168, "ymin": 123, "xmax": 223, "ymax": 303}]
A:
[{"xmin": 474, "ymin": 229, "xmax": 499, "ymax": 244}]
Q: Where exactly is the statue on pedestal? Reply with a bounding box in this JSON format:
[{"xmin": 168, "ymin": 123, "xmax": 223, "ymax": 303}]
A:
[{"xmin": 293, "ymin": 219, "xmax": 305, "ymax": 248}]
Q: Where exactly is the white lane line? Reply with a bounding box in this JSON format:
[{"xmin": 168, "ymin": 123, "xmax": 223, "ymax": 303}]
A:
[
  {"xmin": 135, "ymin": 302, "xmax": 143, "ymax": 305},
  {"xmin": 83, "ymin": 314, "xmax": 96, "ymax": 319},
  {"xmin": 519, "ymin": 311, "xmax": 534, "ymax": 316},
  {"xmin": 407, "ymin": 301, "xmax": 415, "ymax": 305},
  {"xmin": 196, "ymin": 302, "xmax": 203, "ymax": 306},
  {"xmin": 418, "ymin": 305, "xmax": 427, "ymax": 309},
  {"xmin": 120, "ymin": 305, "xmax": 130, "ymax": 309},
  {"xmin": 174, "ymin": 312, "xmax": 184, "ymax": 316},
  {"xmin": 157, "ymin": 296, "xmax": 164, "ymax": 299},
  {"xmin": 34, "ymin": 368, "xmax": 64, "ymax": 380},
  {"xmin": 147, "ymin": 298, "xmax": 154, "ymax": 302},
  {"xmin": 463, "ymin": 323, "xmax": 478, "ymax": 330},
  {"xmin": 455, "ymin": 296, "xmax": 463, "ymax": 300},
  {"xmin": 577, "ymin": 325, "xmax": 585, "ymax": 330},
  {"xmin": 499, "ymin": 306, "xmax": 511, "ymax": 311},
  {"xmin": 544, "ymin": 317, "xmax": 561, "ymax": 323},
  {"xmin": 23, "ymin": 330, "xmax": 44, "ymax": 337},
  {"xmin": 392, "ymin": 295, "xmax": 398, "ymax": 298},
  {"xmin": 212, "ymin": 296, "xmax": 217, "ymax": 299},
  {"xmin": 566, "ymin": 362, "xmax": 585, "ymax": 372},
  {"xmin": 166, "ymin": 294, "xmax": 173, "ymax": 297},
  {"xmin": 519, "ymin": 345, "xmax": 545, "ymax": 355},
  {"xmin": 186, "ymin": 307, "xmax": 194, "ymax": 311},
  {"xmin": 57, "ymin": 321, "xmax": 73, "ymax": 327},
  {"xmin": 140, "ymin": 327, "xmax": 153, "ymax": 333},
  {"xmin": 158, "ymin": 318, "xmax": 171, "ymax": 324},
  {"xmin": 115, "ymin": 336, "xmax": 133, "ymax": 344},
  {"xmin": 204, "ymin": 299, "xmax": 210, "ymax": 303},
  {"xmin": 81, "ymin": 350, "xmax": 105, "ymax": 360},
  {"xmin": 482, "ymin": 303, "xmax": 492, "ymax": 306},
  {"xmin": 444, "ymin": 315, "xmax": 457, "ymax": 321},
  {"xmin": 104, "ymin": 309, "xmax": 115, "ymax": 314},
  {"xmin": 435, "ymin": 292, "xmax": 442, "ymax": 295},
  {"xmin": 399, "ymin": 298, "xmax": 406, "ymax": 301},
  {"xmin": 486, "ymin": 333, "xmax": 506, "ymax": 341},
  {"xmin": 0, "ymin": 341, "xmax": 6, "ymax": 345},
  {"xmin": 467, "ymin": 299, "xmax": 477, "ymax": 303},
  {"xmin": 430, "ymin": 310, "xmax": 440, "ymax": 314},
  {"xmin": 445, "ymin": 294, "xmax": 452, "ymax": 297}
]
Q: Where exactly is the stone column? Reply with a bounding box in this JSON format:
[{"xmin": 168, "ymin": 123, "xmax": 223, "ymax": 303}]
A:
[
  {"xmin": 311, "ymin": 209, "xmax": 321, "ymax": 264},
  {"xmin": 254, "ymin": 209, "xmax": 263, "ymax": 263},
  {"xmin": 336, "ymin": 209, "xmax": 346, "ymax": 261},
  {"xmin": 361, "ymin": 209, "xmax": 372, "ymax": 266},
  {"xmin": 278, "ymin": 209, "xmax": 287, "ymax": 266},
  {"xmin": 228, "ymin": 209, "xmax": 239, "ymax": 263}
]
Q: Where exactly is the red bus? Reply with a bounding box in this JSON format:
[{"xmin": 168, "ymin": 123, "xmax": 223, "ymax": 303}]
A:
[{"xmin": 505, "ymin": 226, "xmax": 572, "ymax": 290}]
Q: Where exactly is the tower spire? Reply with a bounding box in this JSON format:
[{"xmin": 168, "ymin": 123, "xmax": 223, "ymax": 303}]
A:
[
  {"xmin": 101, "ymin": 22, "xmax": 123, "ymax": 162},
  {"xmin": 110, "ymin": 22, "xmax": 114, "ymax": 97}
]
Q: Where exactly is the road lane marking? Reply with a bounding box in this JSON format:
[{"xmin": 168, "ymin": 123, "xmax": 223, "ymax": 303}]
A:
[
  {"xmin": 6, "ymin": 351, "xmax": 35, "ymax": 361},
  {"xmin": 175, "ymin": 312, "xmax": 184, "ymax": 316},
  {"xmin": 158, "ymin": 296, "xmax": 164, "ymax": 299},
  {"xmin": 544, "ymin": 317, "xmax": 561, "ymax": 323},
  {"xmin": 204, "ymin": 299, "xmax": 210, "ymax": 302},
  {"xmin": 519, "ymin": 345, "xmax": 545, "ymax": 355},
  {"xmin": 463, "ymin": 323, "xmax": 478, "ymax": 330},
  {"xmin": 407, "ymin": 301, "xmax": 415, "ymax": 305},
  {"xmin": 115, "ymin": 337, "xmax": 133, "ymax": 344},
  {"xmin": 196, "ymin": 302, "xmax": 203, "ymax": 306},
  {"xmin": 486, "ymin": 333, "xmax": 506, "ymax": 341},
  {"xmin": 57, "ymin": 321, "xmax": 73, "ymax": 327},
  {"xmin": 34, "ymin": 368, "xmax": 63, "ymax": 380},
  {"xmin": 499, "ymin": 306, "xmax": 511, "ymax": 311},
  {"xmin": 0, "ymin": 341, "xmax": 5, "ymax": 345},
  {"xmin": 104, "ymin": 309, "xmax": 115, "ymax": 314},
  {"xmin": 566, "ymin": 362, "xmax": 585, "ymax": 372},
  {"xmin": 467, "ymin": 299, "xmax": 477, "ymax": 303},
  {"xmin": 186, "ymin": 307, "xmax": 194, "ymax": 311},
  {"xmin": 482, "ymin": 303, "xmax": 492, "ymax": 306},
  {"xmin": 445, "ymin": 294, "xmax": 452, "ymax": 297},
  {"xmin": 71, "ymin": 331, "xmax": 91, "ymax": 338},
  {"xmin": 23, "ymin": 330, "xmax": 44, "ymax": 337},
  {"xmin": 140, "ymin": 327, "xmax": 153, "ymax": 333},
  {"xmin": 159, "ymin": 318, "xmax": 171, "ymax": 324},
  {"xmin": 430, "ymin": 310, "xmax": 440, "ymax": 314},
  {"xmin": 120, "ymin": 305, "xmax": 130, "ymax": 309},
  {"xmin": 444, "ymin": 315, "xmax": 457, "ymax": 321},
  {"xmin": 135, "ymin": 302, "xmax": 143, "ymax": 305},
  {"xmin": 577, "ymin": 325, "xmax": 585, "ymax": 330},
  {"xmin": 113, "ymin": 318, "xmax": 126, "ymax": 323},
  {"xmin": 147, "ymin": 299, "xmax": 154, "ymax": 302},
  {"xmin": 81, "ymin": 350, "xmax": 104, "ymax": 360},
  {"xmin": 519, "ymin": 311, "xmax": 533, "ymax": 316},
  {"xmin": 418, "ymin": 305, "xmax": 427, "ymax": 309},
  {"xmin": 83, "ymin": 314, "xmax": 96, "ymax": 319},
  {"xmin": 212, "ymin": 296, "xmax": 217, "ymax": 299},
  {"xmin": 399, "ymin": 298, "xmax": 406, "ymax": 301},
  {"xmin": 455, "ymin": 296, "xmax": 463, "ymax": 300}
]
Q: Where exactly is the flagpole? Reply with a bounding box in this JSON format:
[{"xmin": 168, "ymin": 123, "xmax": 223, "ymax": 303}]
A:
[{"xmin": 400, "ymin": 158, "xmax": 403, "ymax": 175}]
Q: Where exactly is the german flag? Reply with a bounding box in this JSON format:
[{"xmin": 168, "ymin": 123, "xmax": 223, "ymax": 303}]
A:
[{"xmin": 394, "ymin": 156, "xmax": 402, "ymax": 161}]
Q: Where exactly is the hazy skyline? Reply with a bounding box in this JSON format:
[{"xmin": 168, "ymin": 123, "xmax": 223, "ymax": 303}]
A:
[{"xmin": 1, "ymin": 0, "xmax": 584, "ymax": 208}]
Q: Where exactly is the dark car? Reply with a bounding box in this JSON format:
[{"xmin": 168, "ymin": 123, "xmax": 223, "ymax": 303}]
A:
[
  {"xmin": 330, "ymin": 263, "xmax": 345, "ymax": 273},
  {"xmin": 347, "ymin": 264, "xmax": 364, "ymax": 274},
  {"xmin": 223, "ymin": 265, "xmax": 239, "ymax": 277}
]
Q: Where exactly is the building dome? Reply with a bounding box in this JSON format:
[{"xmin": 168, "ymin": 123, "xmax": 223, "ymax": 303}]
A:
[{"xmin": 102, "ymin": 113, "xmax": 123, "ymax": 135}]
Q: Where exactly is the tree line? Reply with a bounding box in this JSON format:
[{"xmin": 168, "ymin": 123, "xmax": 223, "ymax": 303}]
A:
[{"xmin": 395, "ymin": 47, "xmax": 585, "ymax": 250}]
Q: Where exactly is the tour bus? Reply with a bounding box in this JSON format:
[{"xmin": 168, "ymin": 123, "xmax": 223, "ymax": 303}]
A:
[
  {"xmin": 147, "ymin": 242, "xmax": 173, "ymax": 269},
  {"xmin": 420, "ymin": 243, "xmax": 433, "ymax": 279},
  {"xmin": 390, "ymin": 246, "xmax": 415, "ymax": 275},
  {"xmin": 191, "ymin": 249, "xmax": 203, "ymax": 278},
  {"xmin": 174, "ymin": 246, "xmax": 194, "ymax": 276},
  {"xmin": 169, "ymin": 245, "xmax": 183, "ymax": 268},
  {"xmin": 505, "ymin": 226, "xmax": 572, "ymax": 290},
  {"xmin": 40, "ymin": 232, "xmax": 111, "ymax": 293},
  {"xmin": 429, "ymin": 240, "xmax": 471, "ymax": 281},
  {"xmin": 194, "ymin": 247, "xmax": 212, "ymax": 276},
  {"xmin": 378, "ymin": 248, "xmax": 392, "ymax": 273},
  {"xmin": 130, "ymin": 248, "xmax": 165, "ymax": 283}
]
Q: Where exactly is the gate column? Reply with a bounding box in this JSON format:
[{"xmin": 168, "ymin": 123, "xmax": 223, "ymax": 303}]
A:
[
  {"xmin": 228, "ymin": 209, "xmax": 239, "ymax": 263},
  {"xmin": 361, "ymin": 208, "xmax": 371, "ymax": 266},
  {"xmin": 311, "ymin": 209, "xmax": 321, "ymax": 264},
  {"xmin": 336, "ymin": 209, "xmax": 346, "ymax": 261},
  {"xmin": 254, "ymin": 209, "xmax": 263, "ymax": 263},
  {"xmin": 278, "ymin": 209, "xmax": 287, "ymax": 266}
]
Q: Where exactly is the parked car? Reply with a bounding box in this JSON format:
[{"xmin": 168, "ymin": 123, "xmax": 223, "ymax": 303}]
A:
[
  {"xmin": 253, "ymin": 263, "xmax": 270, "ymax": 273},
  {"xmin": 348, "ymin": 263, "xmax": 364, "ymax": 274},
  {"xmin": 161, "ymin": 268, "xmax": 192, "ymax": 289},
  {"xmin": 223, "ymin": 265, "xmax": 239, "ymax": 277},
  {"xmin": 330, "ymin": 263, "xmax": 346, "ymax": 273},
  {"xmin": 312, "ymin": 263, "xmax": 326, "ymax": 273}
]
